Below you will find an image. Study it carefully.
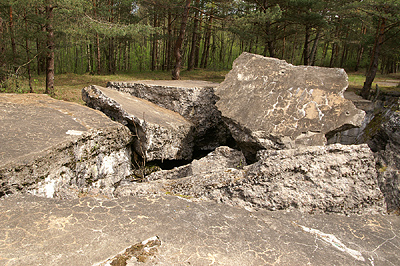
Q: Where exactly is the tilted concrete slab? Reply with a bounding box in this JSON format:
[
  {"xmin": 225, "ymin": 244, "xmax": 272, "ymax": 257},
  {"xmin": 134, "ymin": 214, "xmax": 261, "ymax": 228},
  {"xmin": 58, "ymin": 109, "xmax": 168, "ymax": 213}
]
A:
[
  {"xmin": 107, "ymin": 80, "xmax": 232, "ymax": 151},
  {"xmin": 216, "ymin": 52, "xmax": 366, "ymax": 159},
  {"xmin": 0, "ymin": 93, "xmax": 133, "ymax": 198},
  {"xmin": 0, "ymin": 194, "xmax": 399, "ymax": 265},
  {"xmin": 83, "ymin": 85, "xmax": 195, "ymax": 161}
]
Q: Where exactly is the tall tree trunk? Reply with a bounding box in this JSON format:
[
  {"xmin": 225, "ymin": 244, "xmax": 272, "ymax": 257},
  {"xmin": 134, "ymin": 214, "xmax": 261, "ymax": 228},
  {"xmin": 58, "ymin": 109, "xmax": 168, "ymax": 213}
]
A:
[
  {"xmin": 361, "ymin": 17, "xmax": 386, "ymax": 99},
  {"xmin": 200, "ymin": 15, "xmax": 213, "ymax": 68},
  {"xmin": 219, "ymin": 30, "xmax": 225, "ymax": 68},
  {"xmin": 24, "ymin": 10, "xmax": 33, "ymax": 92},
  {"xmin": 0, "ymin": 17, "xmax": 5, "ymax": 82},
  {"xmin": 309, "ymin": 29, "xmax": 321, "ymax": 66},
  {"xmin": 172, "ymin": 0, "xmax": 191, "ymax": 80},
  {"xmin": 165, "ymin": 12, "xmax": 173, "ymax": 70},
  {"xmin": 87, "ymin": 43, "xmax": 92, "ymax": 74},
  {"xmin": 340, "ymin": 31, "xmax": 349, "ymax": 68},
  {"xmin": 127, "ymin": 40, "xmax": 131, "ymax": 71},
  {"xmin": 45, "ymin": 2, "xmax": 55, "ymax": 96},
  {"xmin": 108, "ymin": 38, "xmax": 115, "ymax": 74},
  {"xmin": 227, "ymin": 36, "xmax": 235, "ymax": 66},
  {"xmin": 36, "ymin": 8, "xmax": 47, "ymax": 75},
  {"xmin": 151, "ymin": 12, "xmax": 158, "ymax": 71},
  {"xmin": 281, "ymin": 23, "xmax": 287, "ymax": 59},
  {"xmin": 9, "ymin": 6, "xmax": 17, "ymax": 72},
  {"xmin": 355, "ymin": 26, "xmax": 366, "ymax": 72},
  {"xmin": 291, "ymin": 29, "xmax": 297, "ymax": 64},
  {"xmin": 319, "ymin": 41, "xmax": 328, "ymax": 66},
  {"xmin": 303, "ymin": 24, "xmax": 310, "ymax": 65},
  {"xmin": 329, "ymin": 43, "xmax": 337, "ymax": 68},
  {"xmin": 93, "ymin": 0, "xmax": 101, "ymax": 74},
  {"xmin": 74, "ymin": 46, "xmax": 79, "ymax": 73},
  {"xmin": 188, "ymin": 0, "xmax": 200, "ymax": 71},
  {"xmin": 339, "ymin": 44, "xmax": 348, "ymax": 68},
  {"xmin": 107, "ymin": 0, "xmax": 115, "ymax": 74},
  {"xmin": 194, "ymin": 14, "xmax": 202, "ymax": 68},
  {"xmin": 96, "ymin": 34, "xmax": 101, "ymax": 74},
  {"xmin": 266, "ymin": 21, "xmax": 275, "ymax": 57}
]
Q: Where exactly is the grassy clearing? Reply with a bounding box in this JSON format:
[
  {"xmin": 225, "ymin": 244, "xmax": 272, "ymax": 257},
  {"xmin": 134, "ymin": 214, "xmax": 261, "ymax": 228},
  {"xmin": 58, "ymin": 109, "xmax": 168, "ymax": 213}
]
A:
[
  {"xmin": 1, "ymin": 69, "xmax": 228, "ymax": 105},
  {"xmin": 30, "ymin": 70, "xmax": 228, "ymax": 104},
  {"xmin": 2, "ymin": 69, "xmax": 399, "ymax": 105},
  {"xmin": 347, "ymin": 72, "xmax": 400, "ymax": 94}
]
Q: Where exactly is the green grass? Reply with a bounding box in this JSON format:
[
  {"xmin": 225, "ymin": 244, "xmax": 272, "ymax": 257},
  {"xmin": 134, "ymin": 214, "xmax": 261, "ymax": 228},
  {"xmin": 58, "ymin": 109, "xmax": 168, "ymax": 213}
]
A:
[
  {"xmin": 1, "ymin": 69, "xmax": 228, "ymax": 105},
  {"xmin": 347, "ymin": 72, "xmax": 400, "ymax": 95},
  {"xmin": 2, "ymin": 69, "xmax": 399, "ymax": 105}
]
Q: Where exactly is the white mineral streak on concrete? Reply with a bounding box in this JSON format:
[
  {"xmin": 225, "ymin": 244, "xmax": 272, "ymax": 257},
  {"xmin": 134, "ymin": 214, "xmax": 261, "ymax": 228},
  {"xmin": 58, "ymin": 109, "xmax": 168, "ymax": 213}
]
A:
[
  {"xmin": 34, "ymin": 176, "xmax": 58, "ymax": 198},
  {"xmin": 296, "ymin": 222, "xmax": 365, "ymax": 261},
  {"xmin": 99, "ymin": 154, "xmax": 118, "ymax": 176},
  {"xmin": 44, "ymin": 178, "xmax": 56, "ymax": 198},
  {"xmin": 142, "ymin": 236, "xmax": 159, "ymax": 245},
  {"xmin": 66, "ymin": 130, "xmax": 84, "ymax": 136}
]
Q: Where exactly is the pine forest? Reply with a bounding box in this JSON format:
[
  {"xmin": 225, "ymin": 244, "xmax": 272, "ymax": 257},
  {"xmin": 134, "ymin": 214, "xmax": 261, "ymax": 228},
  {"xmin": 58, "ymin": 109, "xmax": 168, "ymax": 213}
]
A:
[{"xmin": 1, "ymin": 0, "xmax": 400, "ymax": 99}]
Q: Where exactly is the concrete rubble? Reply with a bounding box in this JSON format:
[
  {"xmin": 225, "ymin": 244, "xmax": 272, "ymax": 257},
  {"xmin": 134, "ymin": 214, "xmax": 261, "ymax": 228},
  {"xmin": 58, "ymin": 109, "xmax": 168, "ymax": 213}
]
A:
[
  {"xmin": 1, "ymin": 53, "xmax": 400, "ymax": 265},
  {"xmin": 116, "ymin": 145, "xmax": 385, "ymax": 215}
]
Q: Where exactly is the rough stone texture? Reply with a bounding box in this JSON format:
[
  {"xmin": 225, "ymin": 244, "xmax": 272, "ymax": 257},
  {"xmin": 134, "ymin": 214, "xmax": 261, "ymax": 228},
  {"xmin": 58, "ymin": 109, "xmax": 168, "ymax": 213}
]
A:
[
  {"xmin": 115, "ymin": 145, "xmax": 384, "ymax": 215},
  {"xmin": 2, "ymin": 194, "xmax": 399, "ymax": 266},
  {"xmin": 364, "ymin": 98, "xmax": 400, "ymax": 214},
  {"xmin": 82, "ymin": 85, "xmax": 194, "ymax": 161},
  {"xmin": 0, "ymin": 93, "xmax": 133, "ymax": 198},
  {"xmin": 328, "ymin": 91, "xmax": 375, "ymax": 145},
  {"xmin": 107, "ymin": 80, "xmax": 232, "ymax": 151},
  {"xmin": 233, "ymin": 144, "xmax": 384, "ymax": 214},
  {"xmin": 215, "ymin": 52, "xmax": 365, "ymax": 159}
]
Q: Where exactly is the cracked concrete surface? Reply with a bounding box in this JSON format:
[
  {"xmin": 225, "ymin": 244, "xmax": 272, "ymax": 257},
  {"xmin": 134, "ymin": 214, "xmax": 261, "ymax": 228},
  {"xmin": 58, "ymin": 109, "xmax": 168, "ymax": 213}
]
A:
[{"xmin": 0, "ymin": 194, "xmax": 399, "ymax": 265}]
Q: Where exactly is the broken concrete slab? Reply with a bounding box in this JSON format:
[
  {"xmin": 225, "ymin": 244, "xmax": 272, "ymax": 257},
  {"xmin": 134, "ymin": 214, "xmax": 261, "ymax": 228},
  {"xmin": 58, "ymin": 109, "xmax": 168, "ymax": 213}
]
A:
[
  {"xmin": 115, "ymin": 144, "xmax": 384, "ymax": 215},
  {"xmin": 237, "ymin": 144, "xmax": 384, "ymax": 214},
  {"xmin": 327, "ymin": 91, "xmax": 375, "ymax": 145},
  {"xmin": 215, "ymin": 52, "xmax": 366, "ymax": 159},
  {"xmin": 107, "ymin": 80, "xmax": 233, "ymax": 151},
  {"xmin": 1, "ymin": 194, "xmax": 399, "ymax": 265},
  {"xmin": 146, "ymin": 146, "xmax": 247, "ymax": 181},
  {"xmin": 0, "ymin": 93, "xmax": 133, "ymax": 198},
  {"xmin": 82, "ymin": 85, "xmax": 194, "ymax": 161},
  {"xmin": 114, "ymin": 146, "xmax": 247, "ymax": 197}
]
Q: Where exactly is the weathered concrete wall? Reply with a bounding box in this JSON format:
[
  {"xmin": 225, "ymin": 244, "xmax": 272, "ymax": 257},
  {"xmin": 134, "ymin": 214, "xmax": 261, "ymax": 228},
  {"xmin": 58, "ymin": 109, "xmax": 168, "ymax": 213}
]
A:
[
  {"xmin": 107, "ymin": 80, "xmax": 232, "ymax": 151},
  {"xmin": 0, "ymin": 93, "xmax": 133, "ymax": 198},
  {"xmin": 215, "ymin": 52, "xmax": 365, "ymax": 159}
]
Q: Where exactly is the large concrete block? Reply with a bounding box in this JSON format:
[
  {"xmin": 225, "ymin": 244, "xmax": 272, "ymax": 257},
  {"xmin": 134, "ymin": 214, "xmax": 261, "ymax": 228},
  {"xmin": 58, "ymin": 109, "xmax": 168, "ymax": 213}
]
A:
[
  {"xmin": 0, "ymin": 93, "xmax": 133, "ymax": 198},
  {"xmin": 107, "ymin": 80, "xmax": 232, "ymax": 151},
  {"xmin": 216, "ymin": 52, "xmax": 365, "ymax": 158},
  {"xmin": 82, "ymin": 85, "xmax": 194, "ymax": 161}
]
